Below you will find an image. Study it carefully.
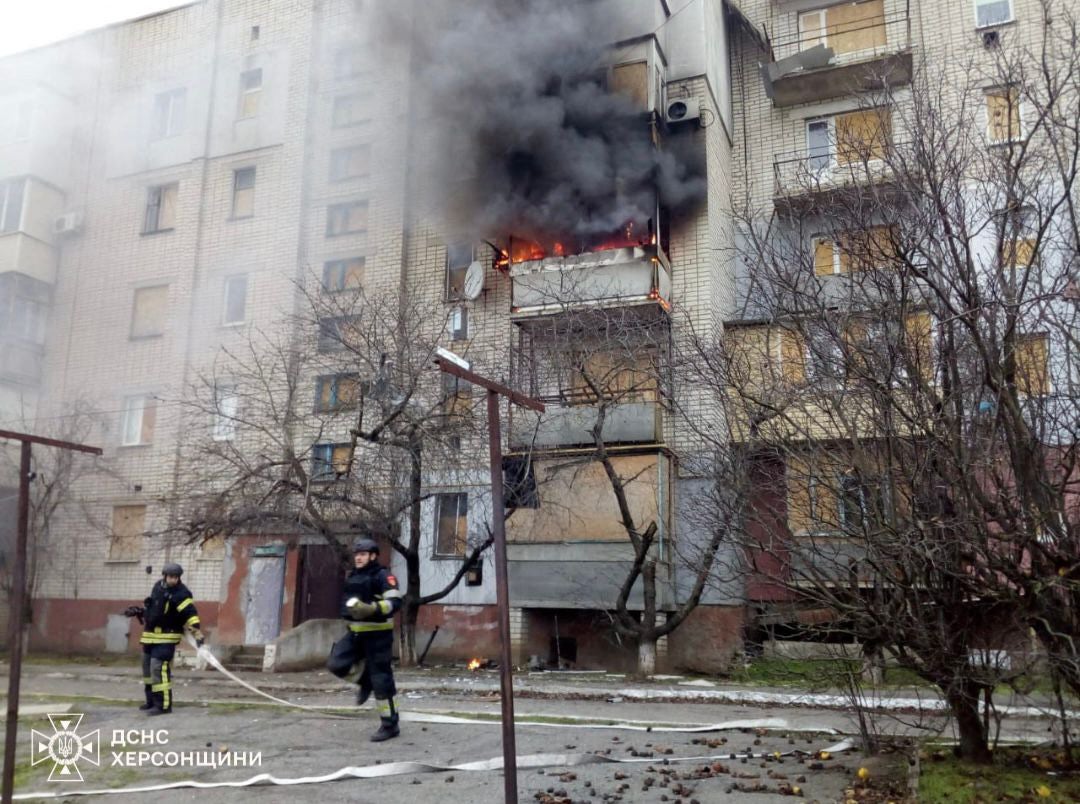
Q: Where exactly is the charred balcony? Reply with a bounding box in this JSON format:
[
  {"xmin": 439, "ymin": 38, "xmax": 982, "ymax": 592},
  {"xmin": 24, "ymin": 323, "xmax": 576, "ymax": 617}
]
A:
[
  {"xmin": 506, "ymin": 228, "xmax": 672, "ymax": 319},
  {"xmin": 762, "ymin": 2, "xmax": 912, "ymax": 108}
]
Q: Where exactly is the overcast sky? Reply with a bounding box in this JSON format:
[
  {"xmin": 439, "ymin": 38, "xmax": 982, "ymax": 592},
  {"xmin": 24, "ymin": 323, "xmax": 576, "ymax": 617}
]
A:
[{"xmin": 2, "ymin": 1, "xmax": 188, "ymax": 58}]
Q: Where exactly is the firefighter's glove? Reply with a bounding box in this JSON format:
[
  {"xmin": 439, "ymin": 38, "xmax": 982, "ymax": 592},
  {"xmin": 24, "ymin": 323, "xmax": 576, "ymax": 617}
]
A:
[
  {"xmin": 123, "ymin": 606, "xmax": 145, "ymax": 619},
  {"xmin": 346, "ymin": 598, "xmax": 379, "ymax": 620},
  {"xmin": 191, "ymin": 629, "xmax": 206, "ymax": 648}
]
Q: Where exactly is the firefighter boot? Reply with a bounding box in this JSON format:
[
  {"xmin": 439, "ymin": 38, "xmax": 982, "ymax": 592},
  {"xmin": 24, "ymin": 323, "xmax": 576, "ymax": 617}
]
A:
[
  {"xmin": 147, "ymin": 692, "xmax": 172, "ymax": 716},
  {"xmin": 370, "ymin": 698, "xmax": 399, "ymax": 742},
  {"xmin": 139, "ymin": 685, "xmax": 155, "ymax": 711}
]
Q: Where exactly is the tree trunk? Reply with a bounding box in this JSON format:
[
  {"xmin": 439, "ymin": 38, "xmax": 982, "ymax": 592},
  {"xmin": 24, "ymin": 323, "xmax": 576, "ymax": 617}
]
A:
[
  {"xmin": 947, "ymin": 685, "xmax": 992, "ymax": 763},
  {"xmin": 637, "ymin": 636, "xmax": 657, "ymax": 676},
  {"xmin": 398, "ymin": 598, "xmax": 419, "ymax": 667}
]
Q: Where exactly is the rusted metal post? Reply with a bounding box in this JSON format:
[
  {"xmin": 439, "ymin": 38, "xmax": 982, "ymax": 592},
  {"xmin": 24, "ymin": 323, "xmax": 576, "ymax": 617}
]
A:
[
  {"xmin": 0, "ymin": 430, "xmax": 101, "ymax": 804},
  {"xmin": 434, "ymin": 358, "xmax": 542, "ymax": 804}
]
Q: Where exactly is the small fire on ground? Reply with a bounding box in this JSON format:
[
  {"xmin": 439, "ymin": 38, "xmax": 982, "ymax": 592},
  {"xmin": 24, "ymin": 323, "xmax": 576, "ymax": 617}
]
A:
[{"xmin": 467, "ymin": 658, "xmax": 484, "ymax": 671}]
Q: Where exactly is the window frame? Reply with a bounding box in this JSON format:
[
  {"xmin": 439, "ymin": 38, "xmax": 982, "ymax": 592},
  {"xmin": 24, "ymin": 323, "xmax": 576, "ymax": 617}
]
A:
[
  {"xmin": 433, "ymin": 492, "xmax": 469, "ymax": 558},
  {"xmin": 212, "ymin": 383, "xmax": 239, "ymax": 441},
  {"xmin": 231, "ymin": 167, "xmax": 256, "ymax": 219},
  {"xmin": 329, "ymin": 145, "xmax": 372, "ymax": 182},
  {"xmin": 331, "ymin": 93, "xmax": 370, "ymax": 128},
  {"xmin": 237, "ymin": 68, "xmax": 263, "ymax": 119},
  {"xmin": 311, "ymin": 442, "xmax": 353, "ymax": 481},
  {"xmin": 325, "ymin": 200, "xmax": 369, "ymax": 237},
  {"xmin": 322, "ymin": 257, "xmax": 366, "ymax": 292},
  {"xmin": 120, "ymin": 394, "xmax": 157, "ymax": 447},
  {"xmin": 109, "ymin": 504, "xmax": 147, "ymax": 561},
  {"xmin": 974, "ymin": 0, "xmax": 1014, "ymax": 28},
  {"xmin": 317, "ymin": 315, "xmax": 360, "ymax": 352},
  {"xmin": 0, "ymin": 178, "xmax": 26, "ymax": 233},
  {"xmin": 315, "ymin": 373, "xmax": 361, "ymax": 413},
  {"xmin": 142, "ymin": 183, "xmax": 178, "ymax": 234},
  {"xmin": 151, "ymin": 88, "xmax": 186, "ymax": 140},
  {"xmin": 130, "ymin": 285, "xmax": 169, "ymax": 339},
  {"xmin": 985, "ymin": 86, "xmax": 1025, "ymax": 145},
  {"xmin": 222, "ymin": 274, "xmax": 248, "ymax": 326},
  {"xmin": 445, "ymin": 242, "xmax": 475, "ymax": 301},
  {"xmin": 449, "ymin": 305, "xmax": 469, "ymax": 341}
]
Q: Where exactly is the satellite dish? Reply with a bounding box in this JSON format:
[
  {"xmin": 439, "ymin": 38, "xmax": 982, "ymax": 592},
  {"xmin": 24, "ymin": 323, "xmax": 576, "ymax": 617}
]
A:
[{"xmin": 463, "ymin": 260, "xmax": 485, "ymax": 300}]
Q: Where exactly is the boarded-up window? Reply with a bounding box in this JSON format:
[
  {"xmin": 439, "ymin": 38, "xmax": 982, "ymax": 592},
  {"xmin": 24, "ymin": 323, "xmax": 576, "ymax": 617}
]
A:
[
  {"xmin": 610, "ymin": 61, "xmax": 649, "ymax": 110},
  {"xmin": 326, "ymin": 201, "xmax": 369, "ymax": 236},
  {"xmin": 316, "ymin": 373, "xmax": 360, "ymax": 412},
  {"xmin": 143, "ymin": 183, "xmax": 178, "ymax": 233},
  {"xmin": 1015, "ymin": 334, "xmax": 1049, "ymax": 395},
  {"xmin": 813, "ymin": 237, "xmax": 836, "ymax": 275},
  {"xmin": 199, "ymin": 532, "xmax": 225, "ymax": 559},
  {"xmin": 323, "ymin": 257, "xmax": 365, "ymax": 291},
  {"xmin": 788, "ymin": 456, "xmax": 842, "ymax": 533},
  {"xmin": 904, "ymin": 311, "xmax": 934, "ymax": 381},
  {"xmin": 434, "ymin": 492, "xmax": 468, "ymax": 556},
  {"xmin": 329, "ymin": 145, "xmax": 372, "ymax": 181},
  {"xmin": 835, "ymin": 107, "xmax": 891, "ymax": 164},
  {"xmin": 232, "ymin": 167, "xmax": 255, "ymax": 218},
  {"xmin": 1000, "ymin": 207, "xmax": 1037, "ymax": 268},
  {"xmin": 838, "ymin": 225, "xmax": 898, "ymax": 272},
  {"xmin": 238, "ymin": 68, "xmax": 262, "ymax": 119},
  {"xmin": 110, "ymin": 505, "xmax": 146, "ymax": 560},
  {"xmin": 121, "ymin": 395, "xmax": 157, "ymax": 446},
  {"xmin": 311, "ymin": 443, "xmax": 353, "ymax": 480},
  {"xmin": 131, "ymin": 285, "xmax": 168, "ymax": 338},
  {"xmin": 799, "ymin": 1, "xmax": 886, "ymax": 55},
  {"xmin": 987, "ymin": 88, "xmax": 1021, "ymax": 143},
  {"xmin": 568, "ymin": 351, "xmax": 657, "ymax": 403},
  {"xmin": 780, "ymin": 329, "xmax": 806, "ymax": 384}
]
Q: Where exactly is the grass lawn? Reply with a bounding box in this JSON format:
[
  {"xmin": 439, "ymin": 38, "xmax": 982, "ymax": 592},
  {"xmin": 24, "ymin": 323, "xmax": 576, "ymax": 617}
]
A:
[
  {"xmin": 919, "ymin": 749, "xmax": 1080, "ymax": 802},
  {"xmin": 730, "ymin": 657, "xmax": 930, "ymax": 690}
]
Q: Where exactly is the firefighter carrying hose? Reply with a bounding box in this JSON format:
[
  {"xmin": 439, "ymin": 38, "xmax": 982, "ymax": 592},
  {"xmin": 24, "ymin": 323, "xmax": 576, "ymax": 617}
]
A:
[
  {"xmin": 326, "ymin": 537, "xmax": 403, "ymax": 741},
  {"xmin": 124, "ymin": 563, "xmax": 204, "ymax": 716}
]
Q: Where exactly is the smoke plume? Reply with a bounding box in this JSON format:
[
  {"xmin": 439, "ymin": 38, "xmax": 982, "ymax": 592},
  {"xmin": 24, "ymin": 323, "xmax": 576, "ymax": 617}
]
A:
[{"xmin": 387, "ymin": 0, "xmax": 705, "ymax": 252}]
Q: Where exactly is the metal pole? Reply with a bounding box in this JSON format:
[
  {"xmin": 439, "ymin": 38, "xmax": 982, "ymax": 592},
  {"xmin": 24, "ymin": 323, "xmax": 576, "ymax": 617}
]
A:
[
  {"xmin": 487, "ymin": 389, "xmax": 518, "ymax": 804},
  {"xmin": 2, "ymin": 442, "xmax": 32, "ymax": 804}
]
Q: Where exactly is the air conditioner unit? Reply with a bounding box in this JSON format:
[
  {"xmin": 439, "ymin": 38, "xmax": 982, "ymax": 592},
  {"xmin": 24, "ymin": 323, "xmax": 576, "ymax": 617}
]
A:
[
  {"xmin": 664, "ymin": 97, "xmax": 700, "ymax": 126},
  {"xmin": 53, "ymin": 211, "xmax": 84, "ymax": 235}
]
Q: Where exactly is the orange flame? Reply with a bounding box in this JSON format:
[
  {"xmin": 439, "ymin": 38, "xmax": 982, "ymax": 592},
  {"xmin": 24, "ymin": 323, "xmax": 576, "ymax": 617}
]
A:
[{"xmin": 467, "ymin": 658, "xmax": 482, "ymax": 671}]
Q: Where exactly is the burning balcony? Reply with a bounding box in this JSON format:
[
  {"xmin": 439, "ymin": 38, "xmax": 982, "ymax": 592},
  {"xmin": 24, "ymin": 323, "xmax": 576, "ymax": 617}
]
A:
[
  {"xmin": 504, "ymin": 226, "xmax": 672, "ymax": 318},
  {"xmin": 761, "ymin": 1, "xmax": 912, "ymax": 108}
]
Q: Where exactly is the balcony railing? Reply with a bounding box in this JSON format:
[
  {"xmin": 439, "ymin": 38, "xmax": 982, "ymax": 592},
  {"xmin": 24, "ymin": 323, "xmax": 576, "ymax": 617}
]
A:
[
  {"xmin": 773, "ymin": 140, "xmax": 905, "ymax": 201},
  {"xmin": 510, "ymin": 245, "xmax": 671, "ymax": 317},
  {"xmin": 763, "ymin": 5, "xmax": 912, "ymax": 107}
]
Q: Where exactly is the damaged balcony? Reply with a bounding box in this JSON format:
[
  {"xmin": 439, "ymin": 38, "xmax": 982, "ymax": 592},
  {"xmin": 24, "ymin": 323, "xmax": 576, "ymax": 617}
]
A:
[
  {"xmin": 509, "ymin": 245, "xmax": 672, "ymax": 318},
  {"xmin": 505, "ymin": 451, "xmax": 674, "ymax": 610},
  {"xmin": 761, "ymin": 2, "xmax": 912, "ymax": 108}
]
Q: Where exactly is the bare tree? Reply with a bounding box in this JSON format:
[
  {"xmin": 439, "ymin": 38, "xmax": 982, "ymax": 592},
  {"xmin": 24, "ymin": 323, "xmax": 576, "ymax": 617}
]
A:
[
  {"xmin": 170, "ymin": 280, "xmax": 495, "ymax": 665},
  {"xmin": 690, "ymin": 2, "xmax": 1080, "ymax": 761}
]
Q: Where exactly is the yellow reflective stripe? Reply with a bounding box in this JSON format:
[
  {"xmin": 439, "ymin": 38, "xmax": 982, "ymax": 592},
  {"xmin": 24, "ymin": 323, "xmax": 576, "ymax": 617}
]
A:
[
  {"xmin": 377, "ymin": 601, "xmax": 391, "ymax": 615},
  {"xmin": 176, "ymin": 598, "xmax": 194, "ymax": 612},
  {"xmin": 184, "ymin": 615, "xmax": 201, "ymax": 628},
  {"xmin": 347, "ymin": 621, "xmax": 394, "ymax": 633},
  {"xmin": 139, "ymin": 634, "xmax": 182, "ymax": 644},
  {"xmin": 161, "ymin": 662, "xmax": 170, "ymax": 709}
]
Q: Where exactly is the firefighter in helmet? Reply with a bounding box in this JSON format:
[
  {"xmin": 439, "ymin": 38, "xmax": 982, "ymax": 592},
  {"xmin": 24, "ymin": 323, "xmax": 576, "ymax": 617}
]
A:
[
  {"xmin": 124, "ymin": 563, "xmax": 204, "ymax": 715},
  {"xmin": 326, "ymin": 536, "xmax": 403, "ymax": 741}
]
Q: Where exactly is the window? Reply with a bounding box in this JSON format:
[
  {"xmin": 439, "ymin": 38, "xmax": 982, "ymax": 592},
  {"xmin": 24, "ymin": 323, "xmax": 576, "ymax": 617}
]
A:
[
  {"xmin": 333, "ymin": 47, "xmax": 365, "ymax": 79},
  {"xmin": 323, "ymin": 257, "xmax": 365, "ymax": 291},
  {"xmin": 804, "ymin": 323, "xmax": 844, "ymax": 384},
  {"xmin": 1014, "ymin": 334, "xmax": 1049, "ymax": 395},
  {"xmin": 566, "ymin": 351, "xmax": 658, "ymax": 404},
  {"xmin": 0, "ymin": 178, "xmax": 25, "ymax": 233},
  {"xmin": 441, "ymin": 372, "xmax": 472, "ymax": 416},
  {"xmin": 143, "ymin": 183, "xmax": 178, "ymax": 233},
  {"xmin": 986, "ymin": 87, "xmax": 1022, "ymax": 143},
  {"xmin": 222, "ymin": 275, "xmax": 248, "ymax": 325},
  {"xmin": 609, "ymin": 61, "xmax": 649, "ymax": 110},
  {"xmin": 121, "ymin": 395, "xmax": 157, "ymax": 446},
  {"xmin": 838, "ymin": 474, "xmax": 887, "ymax": 531},
  {"xmin": 326, "ymin": 201, "xmax": 368, "ymax": 236},
  {"xmin": 799, "ymin": 0, "xmax": 886, "ymax": 57},
  {"xmin": 1000, "ymin": 207, "xmax": 1037, "ymax": 268},
  {"xmin": 8, "ymin": 297, "xmax": 47, "ymax": 344},
  {"xmin": 110, "ymin": 505, "xmax": 146, "ymax": 560},
  {"xmin": 231, "ymin": 167, "xmax": 256, "ymax": 218},
  {"xmin": 238, "ymin": 68, "xmax": 263, "ymax": 119},
  {"xmin": 151, "ymin": 88, "xmax": 186, "ymax": 139},
  {"xmin": 315, "ymin": 373, "xmax": 360, "ymax": 412},
  {"xmin": 332, "ymin": 93, "xmax": 369, "ymax": 127},
  {"xmin": 434, "ymin": 492, "xmax": 468, "ymax": 556},
  {"xmin": 814, "ymin": 226, "xmax": 897, "ymax": 274},
  {"xmin": 130, "ymin": 285, "xmax": 168, "ymax": 338},
  {"xmin": 503, "ymin": 456, "xmax": 539, "ymax": 509},
  {"xmin": 806, "ymin": 108, "xmax": 892, "ymax": 169},
  {"xmin": 449, "ymin": 305, "xmax": 468, "ymax": 341},
  {"xmin": 446, "ymin": 243, "xmax": 474, "ymax": 300},
  {"xmin": 975, "ymin": 0, "xmax": 1013, "ymax": 27},
  {"xmin": 311, "ymin": 443, "xmax": 352, "ymax": 480},
  {"xmin": 779, "ymin": 329, "xmax": 807, "ymax": 385},
  {"xmin": 318, "ymin": 315, "xmax": 360, "ymax": 352},
  {"xmin": 329, "ymin": 145, "xmax": 371, "ymax": 182},
  {"xmin": 213, "ymin": 384, "xmax": 239, "ymax": 441}
]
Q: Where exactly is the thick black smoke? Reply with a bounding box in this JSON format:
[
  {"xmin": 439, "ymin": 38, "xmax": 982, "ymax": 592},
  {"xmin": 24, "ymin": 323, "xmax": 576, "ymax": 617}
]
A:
[{"xmin": 388, "ymin": 0, "xmax": 705, "ymax": 251}]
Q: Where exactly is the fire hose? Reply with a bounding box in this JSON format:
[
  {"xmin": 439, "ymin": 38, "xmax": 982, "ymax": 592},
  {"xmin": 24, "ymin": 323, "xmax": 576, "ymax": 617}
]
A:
[{"xmin": 13, "ymin": 635, "xmax": 853, "ymax": 799}]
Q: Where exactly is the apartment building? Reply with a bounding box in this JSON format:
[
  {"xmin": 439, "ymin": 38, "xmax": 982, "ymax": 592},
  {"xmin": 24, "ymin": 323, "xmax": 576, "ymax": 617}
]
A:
[{"xmin": 1, "ymin": 0, "xmax": 1072, "ymax": 670}]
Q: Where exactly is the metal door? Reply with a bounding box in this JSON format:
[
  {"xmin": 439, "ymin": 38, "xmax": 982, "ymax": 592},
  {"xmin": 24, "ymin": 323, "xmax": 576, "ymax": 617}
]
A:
[
  {"xmin": 244, "ymin": 551, "xmax": 286, "ymax": 645},
  {"xmin": 295, "ymin": 544, "xmax": 345, "ymax": 623}
]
